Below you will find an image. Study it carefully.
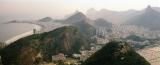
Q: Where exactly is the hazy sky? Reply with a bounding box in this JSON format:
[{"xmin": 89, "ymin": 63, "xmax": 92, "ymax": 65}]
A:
[{"xmin": 0, "ymin": 0, "xmax": 160, "ymax": 21}]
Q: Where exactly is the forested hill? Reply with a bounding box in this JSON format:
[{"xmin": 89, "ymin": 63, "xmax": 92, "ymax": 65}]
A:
[
  {"xmin": 1, "ymin": 26, "xmax": 91, "ymax": 65},
  {"xmin": 82, "ymin": 41, "xmax": 150, "ymax": 65}
]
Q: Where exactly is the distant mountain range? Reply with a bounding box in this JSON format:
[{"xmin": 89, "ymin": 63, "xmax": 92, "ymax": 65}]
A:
[
  {"xmin": 82, "ymin": 41, "xmax": 150, "ymax": 65},
  {"xmin": 86, "ymin": 8, "xmax": 141, "ymax": 23},
  {"xmin": 86, "ymin": 5, "xmax": 160, "ymax": 31},
  {"xmin": 127, "ymin": 6, "xmax": 160, "ymax": 30},
  {"xmin": 64, "ymin": 11, "xmax": 112, "ymax": 35}
]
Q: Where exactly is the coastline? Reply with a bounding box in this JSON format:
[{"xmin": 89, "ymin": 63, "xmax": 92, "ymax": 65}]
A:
[
  {"xmin": 0, "ymin": 21, "xmax": 68, "ymax": 47},
  {"xmin": 0, "ymin": 23, "xmax": 42, "ymax": 47}
]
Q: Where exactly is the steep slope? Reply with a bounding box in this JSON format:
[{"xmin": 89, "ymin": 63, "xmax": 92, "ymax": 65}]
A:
[
  {"xmin": 127, "ymin": 5, "xmax": 160, "ymax": 30},
  {"xmin": 64, "ymin": 11, "xmax": 96, "ymax": 37},
  {"xmin": 82, "ymin": 41, "xmax": 150, "ymax": 65},
  {"xmin": 65, "ymin": 11, "xmax": 89, "ymax": 24},
  {"xmin": 94, "ymin": 18, "xmax": 112, "ymax": 28},
  {"xmin": 72, "ymin": 20, "xmax": 96, "ymax": 38},
  {"xmin": 0, "ymin": 26, "xmax": 90, "ymax": 65}
]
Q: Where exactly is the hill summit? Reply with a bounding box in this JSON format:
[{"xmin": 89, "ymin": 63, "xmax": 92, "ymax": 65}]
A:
[
  {"xmin": 1, "ymin": 26, "xmax": 90, "ymax": 65},
  {"xmin": 82, "ymin": 41, "xmax": 150, "ymax": 65},
  {"xmin": 65, "ymin": 11, "xmax": 88, "ymax": 24}
]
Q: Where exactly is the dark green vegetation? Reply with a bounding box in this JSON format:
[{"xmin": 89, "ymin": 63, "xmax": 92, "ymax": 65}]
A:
[
  {"xmin": 126, "ymin": 35, "xmax": 145, "ymax": 42},
  {"xmin": 72, "ymin": 20, "xmax": 96, "ymax": 38},
  {"xmin": 64, "ymin": 11, "xmax": 96, "ymax": 37},
  {"xmin": 82, "ymin": 41, "xmax": 150, "ymax": 65},
  {"xmin": 0, "ymin": 26, "xmax": 90, "ymax": 65}
]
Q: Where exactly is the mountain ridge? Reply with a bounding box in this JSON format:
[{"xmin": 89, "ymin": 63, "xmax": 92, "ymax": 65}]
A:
[{"xmin": 127, "ymin": 5, "xmax": 160, "ymax": 30}]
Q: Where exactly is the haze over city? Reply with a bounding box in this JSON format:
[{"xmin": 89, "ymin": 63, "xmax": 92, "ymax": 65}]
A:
[
  {"xmin": 0, "ymin": 0, "xmax": 160, "ymax": 22},
  {"xmin": 1, "ymin": 0, "xmax": 160, "ymax": 65}
]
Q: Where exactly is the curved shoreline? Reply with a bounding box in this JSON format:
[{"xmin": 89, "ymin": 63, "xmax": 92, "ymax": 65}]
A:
[
  {"xmin": 1, "ymin": 21, "xmax": 67, "ymax": 47},
  {"xmin": 1, "ymin": 23, "xmax": 42, "ymax": 46}
]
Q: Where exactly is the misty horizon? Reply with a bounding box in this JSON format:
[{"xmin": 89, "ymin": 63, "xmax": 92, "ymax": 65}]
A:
[
  {"xmin": 0, "ymin": 0, "xmax": 160, "ymax": 22},
  {"xmin": 1, "ymin": 0, "xmax": 160, "ymax": 65}
]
